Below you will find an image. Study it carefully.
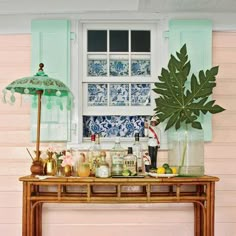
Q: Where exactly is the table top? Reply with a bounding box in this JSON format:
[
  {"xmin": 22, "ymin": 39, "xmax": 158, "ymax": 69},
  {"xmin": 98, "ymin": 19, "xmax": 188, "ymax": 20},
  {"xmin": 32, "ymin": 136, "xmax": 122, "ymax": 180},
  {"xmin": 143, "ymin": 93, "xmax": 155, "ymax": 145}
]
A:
[{"xmin": 19, "ymin": 175, "xmax": 219, "ymax": 183}]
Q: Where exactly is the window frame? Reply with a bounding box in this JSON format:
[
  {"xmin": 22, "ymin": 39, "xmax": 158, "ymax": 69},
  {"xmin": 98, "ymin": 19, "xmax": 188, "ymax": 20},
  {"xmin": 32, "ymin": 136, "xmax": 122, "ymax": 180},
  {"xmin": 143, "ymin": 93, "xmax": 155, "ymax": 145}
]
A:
[{"xmin": 82, "ymin": 22, "xmax": 158, "ymax": 117}]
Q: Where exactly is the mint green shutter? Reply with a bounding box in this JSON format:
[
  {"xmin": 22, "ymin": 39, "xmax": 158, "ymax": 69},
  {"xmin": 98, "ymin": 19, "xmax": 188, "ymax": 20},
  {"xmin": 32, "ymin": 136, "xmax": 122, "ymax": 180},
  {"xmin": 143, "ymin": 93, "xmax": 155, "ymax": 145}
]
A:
[
  {"xmin": 31, "ymin": 20, "xmax": 71, "ymax": 141},
  {"xmin": 169, "ymin": 19, "xmax": 212, "ymax": 141}
]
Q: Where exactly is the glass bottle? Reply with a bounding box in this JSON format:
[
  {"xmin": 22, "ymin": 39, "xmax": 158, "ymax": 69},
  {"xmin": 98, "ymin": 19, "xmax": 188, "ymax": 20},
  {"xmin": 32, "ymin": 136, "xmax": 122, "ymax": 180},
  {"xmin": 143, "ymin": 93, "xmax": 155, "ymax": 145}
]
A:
[
  {"xmin": 91, "ymin": 133, "xmax": 102, "ymax": 176},
  {"xmin": 133, "ymin": 133, "xmax": 143, "ymax": 173},
  {"xmin": 144, "ymin": 120, "xmax": 149, "ymax": 137},
  {"xmin": 123, "ymin": 147, "xmax": 137, "ymax": 176},
  {"xmin": 88, "ymin": 134, "xmax": 96, "ymax": 175},
  {"xmin": 95, "ymin": 151, "xmax": 110, "ymax": 178},
  {"xmin": 110, "ymin": 137, "xmax": 125, "ymax": 176}
]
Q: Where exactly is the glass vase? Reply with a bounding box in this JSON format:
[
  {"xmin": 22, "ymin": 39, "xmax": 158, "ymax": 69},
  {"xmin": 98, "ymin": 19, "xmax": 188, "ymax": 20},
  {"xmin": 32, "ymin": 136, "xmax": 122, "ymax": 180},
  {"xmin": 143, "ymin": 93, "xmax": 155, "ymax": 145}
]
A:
[{"xmin": 167, "ymin": 124, "xmax": 204, "ymax": 176}]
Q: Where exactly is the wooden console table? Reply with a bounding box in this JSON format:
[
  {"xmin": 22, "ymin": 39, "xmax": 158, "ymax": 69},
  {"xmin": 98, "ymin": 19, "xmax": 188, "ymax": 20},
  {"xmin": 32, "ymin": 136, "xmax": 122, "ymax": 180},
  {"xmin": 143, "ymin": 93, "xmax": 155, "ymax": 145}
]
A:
[{"xmin": 19, "ymin": 175, "xmax": 219, "ymax": 236}]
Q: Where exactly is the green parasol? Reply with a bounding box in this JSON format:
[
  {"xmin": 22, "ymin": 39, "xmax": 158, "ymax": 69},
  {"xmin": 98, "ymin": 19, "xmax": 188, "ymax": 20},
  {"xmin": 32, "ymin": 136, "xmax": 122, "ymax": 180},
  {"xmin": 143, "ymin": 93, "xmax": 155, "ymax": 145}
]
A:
[{"xmin": 2, "ymin": 63, "xmax": 73, "ymax": 175}]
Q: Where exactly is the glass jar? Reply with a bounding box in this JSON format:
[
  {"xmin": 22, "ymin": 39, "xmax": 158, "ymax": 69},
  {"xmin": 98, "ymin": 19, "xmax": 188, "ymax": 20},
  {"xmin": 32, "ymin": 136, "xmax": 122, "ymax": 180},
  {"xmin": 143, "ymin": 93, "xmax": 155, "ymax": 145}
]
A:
[
  {"xmin": 168, "ymin": 124, "xmax": 204, "ymax": 176},
  {"xmin": 77, "ymin": 153, "xmax": 90, "ymax": 177}
]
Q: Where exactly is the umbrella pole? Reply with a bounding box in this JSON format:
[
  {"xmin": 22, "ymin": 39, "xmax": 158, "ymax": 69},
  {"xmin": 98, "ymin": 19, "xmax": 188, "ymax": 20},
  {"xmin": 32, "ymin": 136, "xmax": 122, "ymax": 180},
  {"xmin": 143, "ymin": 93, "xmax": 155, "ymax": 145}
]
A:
[{"xmin": 36, "ymin": 90, "xmax": 43, "ymax": 161}]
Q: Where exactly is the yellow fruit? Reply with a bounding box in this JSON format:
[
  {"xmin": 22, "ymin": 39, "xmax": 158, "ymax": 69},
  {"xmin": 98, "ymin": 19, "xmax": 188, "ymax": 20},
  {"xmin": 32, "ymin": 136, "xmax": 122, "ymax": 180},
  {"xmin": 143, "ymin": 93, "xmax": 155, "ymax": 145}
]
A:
[
  {"xmin": 171, "ymin": 167, "xmax": 177, "ymax": 174},
  {"xmin": 157, "ymin": 167, "xmax": 165, "ymax": 174}
]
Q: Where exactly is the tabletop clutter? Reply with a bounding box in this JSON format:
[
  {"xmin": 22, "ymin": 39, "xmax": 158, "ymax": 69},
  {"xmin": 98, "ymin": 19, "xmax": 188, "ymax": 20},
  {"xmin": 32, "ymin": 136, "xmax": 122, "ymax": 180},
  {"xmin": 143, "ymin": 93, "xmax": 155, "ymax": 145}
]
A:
[{"xmin": 32, "ymin": 117, "xmax": 166, "ymax": 178}]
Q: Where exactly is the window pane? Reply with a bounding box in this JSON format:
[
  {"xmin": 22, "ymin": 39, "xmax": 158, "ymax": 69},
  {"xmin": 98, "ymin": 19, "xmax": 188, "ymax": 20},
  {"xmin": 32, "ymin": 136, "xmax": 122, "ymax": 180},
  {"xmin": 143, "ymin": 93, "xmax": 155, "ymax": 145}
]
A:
[
  {"xmin": 110, "ymin": 30, "xmax": 128, "ymax": 52},
  {"xmin": 88, "ymin": 83, "xmax": 108, "ymax": 106},
  {"xmin": 131, "ymin": 83, "xmax": 151, "ymax": 106},
  {"xmin": 88, "ymin": 59, "xmax": 107, "ymax": 76},
  {"xmin": 109, "ymin": 84, "xmax": 129, "ymax": 106},
  {"xmin": 131, "ymin": 59, "xmax": 150, "ymax": 76},
  {"xmin": 88, "ymin": 30, "xmax": 107, "ymax": 52},
  {"xmin": 110, "ymin": 59, "xmax": 129, "ymax": 76},
  {"xmin": 83, "ymin": 115, "xmax": 148, "ymax": 137},
  {"xmin": 131, "ymin": 31, "xmax": 150, "ymax": 52}
]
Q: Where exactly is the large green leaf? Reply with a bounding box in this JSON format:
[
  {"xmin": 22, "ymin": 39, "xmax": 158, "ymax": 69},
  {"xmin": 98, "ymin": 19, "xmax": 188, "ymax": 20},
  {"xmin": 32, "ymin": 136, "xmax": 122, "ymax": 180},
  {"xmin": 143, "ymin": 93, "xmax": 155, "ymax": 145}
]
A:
[{"xmin": 153, "ymin": 44, "xmax": 225, "ymax": 131}]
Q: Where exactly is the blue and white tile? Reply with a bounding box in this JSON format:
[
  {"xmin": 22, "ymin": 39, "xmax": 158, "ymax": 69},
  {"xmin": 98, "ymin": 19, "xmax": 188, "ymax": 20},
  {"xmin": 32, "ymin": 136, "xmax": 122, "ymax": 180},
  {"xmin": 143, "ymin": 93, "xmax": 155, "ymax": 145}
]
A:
[
  {"xmin": 88, "ymin": 60, "xmax": 107, "ymax": 76},
  {"xmin": 109, "ymin": 84, "xmax": 129, "ymax": 106},
  {"xmin": 131, "ymin": 60, "xmax": 150, "ymax": 76},
  {"xmin": 131, "ymin": 83, "xmax": 151, "ymax": 106},
  {"xmin": 83, "ymin": 116, "xmax": 147, "ymax": 137},
  {"xmin": 110, "ymin": 60, "xmax": 129, "ymax": 76},
  {"xmin": 87, "ymin": 83, "xmax": 108, "ymax": 106}
]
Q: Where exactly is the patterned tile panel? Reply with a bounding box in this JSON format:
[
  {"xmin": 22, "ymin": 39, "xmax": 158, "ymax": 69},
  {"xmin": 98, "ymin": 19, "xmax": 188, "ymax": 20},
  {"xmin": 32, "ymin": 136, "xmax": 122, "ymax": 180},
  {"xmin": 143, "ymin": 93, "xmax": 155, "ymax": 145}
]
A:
[
  {"xmin": 109, "ymin": 84, "xmax": 129, "ymax": 106},
  {"xmin": 110, "ymin": 60, "xmax": 129, "ymax": 76},
  {"xmin": 131, "ymin": 83, "xmax": 151, "ymax": 106},
  {"xmin": 88, "ymin": 60, "xmax": 107, "ymax": 76},
  {"xmin": 83, "ymin": 115, "xmax": 149, "ymax": 137},
  {"xmin": 87, "ymin": 83, "xmax": 108, "ymax": 106},
  {"xmin": 131, "ymin": 60, "xmax": 150, "ymax": 76}
]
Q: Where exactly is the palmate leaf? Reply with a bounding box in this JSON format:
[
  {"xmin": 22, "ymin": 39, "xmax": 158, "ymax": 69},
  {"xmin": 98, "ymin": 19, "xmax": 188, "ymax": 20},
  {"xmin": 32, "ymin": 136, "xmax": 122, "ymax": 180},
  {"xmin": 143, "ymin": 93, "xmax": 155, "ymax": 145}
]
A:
[{"xmin": 153, "ymin": 44, "xmax": 225, "ymax": 131}]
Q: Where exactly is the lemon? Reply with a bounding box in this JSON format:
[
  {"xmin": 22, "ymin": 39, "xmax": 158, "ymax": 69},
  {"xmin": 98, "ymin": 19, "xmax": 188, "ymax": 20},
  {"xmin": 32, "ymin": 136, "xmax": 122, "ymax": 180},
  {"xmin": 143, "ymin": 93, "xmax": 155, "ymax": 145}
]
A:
[
  {"xmin": 171, "ymin": 167, "xmax": 177, "ymax": 174},
  {"xmin": 162, "ymin": 163, "xmax": 169, "ymax": 169},
  {"xmin": 157, "ymin": 167, "xmax": 165, "ymax": 174}
]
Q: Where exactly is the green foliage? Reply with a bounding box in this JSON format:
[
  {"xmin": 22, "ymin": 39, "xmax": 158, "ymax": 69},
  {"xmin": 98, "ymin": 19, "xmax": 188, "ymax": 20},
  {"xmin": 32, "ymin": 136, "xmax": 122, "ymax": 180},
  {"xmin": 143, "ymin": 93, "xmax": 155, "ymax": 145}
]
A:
[{"xmin": 153, "ymin": 44, "xmax": 225, "ymax": 131}]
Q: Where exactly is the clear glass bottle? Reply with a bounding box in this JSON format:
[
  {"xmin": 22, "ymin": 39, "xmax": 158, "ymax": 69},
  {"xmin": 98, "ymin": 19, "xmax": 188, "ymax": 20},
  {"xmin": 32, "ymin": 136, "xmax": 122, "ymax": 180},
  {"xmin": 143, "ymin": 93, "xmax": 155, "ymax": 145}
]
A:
[
  {"xmin": 95, "ymin": 151, "xmax": 110, "ymax": 178},
  {"xmin": 123, "ymin": 147, "xmax": 137, "ymax": 176},
  {"xmin": 91, "ymin": 133, "xmax": 102, "ymax": 176},
  {"xmin": 133, "ymin": 133, "xmax": 143, "ymax": 173},
  {"xmin": 88, "ymin": 134, "xmax": 96, "ymax": 175},
  {"xmin": 110, "ymin": 137, "xmax": 126, "ymax": 176},
  {"xmin": 144, "ymin": 120, "xmax": 149, "ymax": 137}
]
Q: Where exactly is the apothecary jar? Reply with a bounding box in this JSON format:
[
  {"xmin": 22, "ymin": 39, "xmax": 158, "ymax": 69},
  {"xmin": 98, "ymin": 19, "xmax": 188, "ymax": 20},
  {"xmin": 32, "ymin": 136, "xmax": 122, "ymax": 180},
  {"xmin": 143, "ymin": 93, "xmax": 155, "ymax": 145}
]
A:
[{"xmin": 167, "ymin": 125, "xmax": 205, "ymax": 176}]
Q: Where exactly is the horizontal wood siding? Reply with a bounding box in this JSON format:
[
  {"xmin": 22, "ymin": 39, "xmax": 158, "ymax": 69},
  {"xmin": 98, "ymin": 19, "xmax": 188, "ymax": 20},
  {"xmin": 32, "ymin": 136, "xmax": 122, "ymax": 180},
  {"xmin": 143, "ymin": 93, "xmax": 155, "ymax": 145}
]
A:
[
  {"xmin": 0, "ymin": 35, "xmax": 31, "ymax": 235},
  {"xmin": 0, "ymin": 32, "xmax": 236, "ymax": 235}
]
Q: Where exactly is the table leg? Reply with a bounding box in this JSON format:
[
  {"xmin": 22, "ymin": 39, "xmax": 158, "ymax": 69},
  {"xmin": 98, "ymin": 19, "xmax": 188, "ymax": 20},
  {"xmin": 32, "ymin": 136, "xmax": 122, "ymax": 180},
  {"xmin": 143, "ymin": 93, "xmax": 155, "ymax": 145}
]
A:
[
  {"xmin": 194, "ymin": 202, "xmax": 201, "ymax": 236},
  {"xmin": 35, "ymin": 203, "xmax": 43, "ymax": 236},
  {"xmin": 209, "ymin": 183, "xmax": 216, "ymax": 236},
  {"xmin": 22, "ymin": 182, "xmax": 28, "ymax": 236},
  {"xmin": 206, "ymin": 183, "xmax": 212, "ymax": 236},
  {"xmin": 26, "ymin": 183, "xmax": 32, "ymax": 236},
  {"xmin": 194, "ymin": 202, "xmax": 200, "ymax": 236}
]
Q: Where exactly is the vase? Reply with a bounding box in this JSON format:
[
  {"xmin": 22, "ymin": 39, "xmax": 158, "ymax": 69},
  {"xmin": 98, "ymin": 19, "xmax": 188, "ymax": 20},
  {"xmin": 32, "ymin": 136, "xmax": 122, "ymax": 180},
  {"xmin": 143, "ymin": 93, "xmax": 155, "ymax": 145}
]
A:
[
  {"xmin": 44, "ymin": 152, "xmax": 57, "ymax": 176},
  {"xmin": 167, "ymin": 124, "xmax": 204, "ymax": 176},
  {"xmin": 56, "ymin": 159, "xmax": 63, "ymax": 176},
  {"xmin": 32, "ymin": 151, "xmax": 45, "ymax": 175},
  {"xmin": 63, "ymin": 165, "xmax": 72, "ymax": 177}
]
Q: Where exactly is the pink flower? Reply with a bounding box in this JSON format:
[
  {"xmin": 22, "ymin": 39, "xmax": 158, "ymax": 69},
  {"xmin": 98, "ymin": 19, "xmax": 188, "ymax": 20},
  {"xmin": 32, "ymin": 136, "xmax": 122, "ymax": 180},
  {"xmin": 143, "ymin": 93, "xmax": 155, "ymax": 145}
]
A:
[
  {"xmin": 47, "ymin": 145, "xmax": 56, "ymax": 153},
  {"xmin": 59, "ymin": 151, "xmax": 74, "ymax": 167}
]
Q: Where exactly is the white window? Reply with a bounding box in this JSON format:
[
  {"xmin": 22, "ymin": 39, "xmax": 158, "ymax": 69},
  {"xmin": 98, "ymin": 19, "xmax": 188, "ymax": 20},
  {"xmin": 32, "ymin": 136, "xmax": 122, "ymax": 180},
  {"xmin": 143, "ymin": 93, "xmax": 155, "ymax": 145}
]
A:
[{"xmin": 79, "ymin": 22, "xmax": 158, "ymax": 142}]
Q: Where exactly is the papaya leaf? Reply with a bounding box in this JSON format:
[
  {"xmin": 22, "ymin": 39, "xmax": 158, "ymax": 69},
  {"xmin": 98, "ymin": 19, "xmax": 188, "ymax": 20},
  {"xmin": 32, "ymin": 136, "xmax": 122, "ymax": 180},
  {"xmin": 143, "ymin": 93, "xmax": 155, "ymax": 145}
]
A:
[{"xmin": 153, "ymin": 44, "xmax": 225, "ymax": 131}]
